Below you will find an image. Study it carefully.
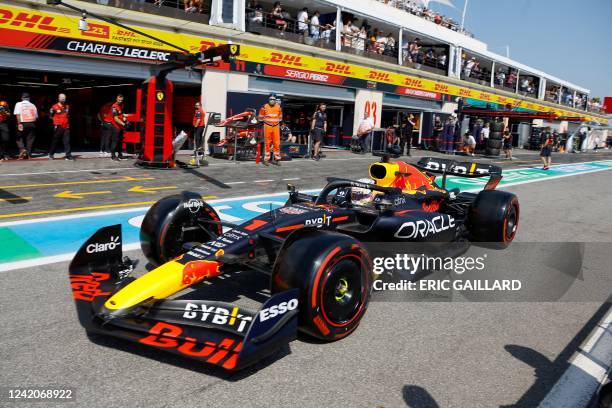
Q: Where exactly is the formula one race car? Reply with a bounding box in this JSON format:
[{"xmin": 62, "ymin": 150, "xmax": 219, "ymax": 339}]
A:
[{"xmin": 68, "ymin": 156, "xmax": 519, "ymax": 370}]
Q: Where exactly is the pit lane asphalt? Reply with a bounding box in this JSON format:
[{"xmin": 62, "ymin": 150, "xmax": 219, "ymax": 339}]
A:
[
  {"xmin": 0, "ymin": 149, "xmax": 611, "ymax": 408},
  {"xmin": 0, "ymin": 149, "xmax": 610, "ymax": 219}
]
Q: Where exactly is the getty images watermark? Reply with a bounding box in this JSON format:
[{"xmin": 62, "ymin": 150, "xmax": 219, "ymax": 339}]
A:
[
  {"xmin": 372, "ymin": 252, "xmax": 522, "ymax": 292},
  {"xmin": 364, "ymin": 242, "xmax": 611, "ymax": 302}
]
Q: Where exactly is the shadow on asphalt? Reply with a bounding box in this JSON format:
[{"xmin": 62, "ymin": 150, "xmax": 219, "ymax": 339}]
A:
[
  {"xmin": 0, "ymin": 188, "xmax": 30, "ymax": 204},
  {"xmin": 402, "ymin": 384, "xmax": 440, "ymax": 408},
  {"xmin": 501, "ymin": 296, "xmax": 612, "ymax": 407}
]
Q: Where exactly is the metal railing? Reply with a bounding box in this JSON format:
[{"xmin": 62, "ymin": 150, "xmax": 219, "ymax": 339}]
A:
[
  {"xmin": 88, "ymin": 0, "xmax": 210, "ymax": 24},
  {"xmin": 340, "ymin": 31, "xmax": 399, "ymax": 65},
  {"xmin": 245, "ymin": 8, "xmax": 336, "ymax": 51},
  {"xmin": 374, "ymin": 0, "xmax": 475, "ymax": 38},
  {"xmin": 400, "ymin": 46, "xmax": 447, "ymax": 76}
]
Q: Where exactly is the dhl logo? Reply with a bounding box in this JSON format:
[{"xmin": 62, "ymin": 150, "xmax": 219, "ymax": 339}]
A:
[
  {"xmin": 404, "ymin": 78, "xmax": 423, "ymax": 88},
  {"xmin": 368, "ymin": 71, "xmax": 391, "ymax": 82},
  {"xmin": 324, "ymin": 62, "xmax": 352, "ymax": 75},
  {"xmin": 115, "ymin": 29, "xmax": 136, "ymax": 38},
  {"xmin": 269, "ymin": 52, "xmax": 304, "ymax": 66},
  {"xmin": 479, "ymin": 93, "xmax": 491, "ymax": 100},
  {"xmin": 459, "ymin": 88, "xmax": 471, "ymax": 96},
  {"xmin": 434, "ymin": 83, "xmax": 449, "ymax": 93},
  {"xmin": 0, "ymin": 9, "xmax": 69, "ymax": 33}
]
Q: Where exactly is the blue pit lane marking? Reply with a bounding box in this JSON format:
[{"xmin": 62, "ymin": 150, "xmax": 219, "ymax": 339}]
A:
[{"xmin": 1, "ymin": 160, "xmax": 611, "ymax": 268}]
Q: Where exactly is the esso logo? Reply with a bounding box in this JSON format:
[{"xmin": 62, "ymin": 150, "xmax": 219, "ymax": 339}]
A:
[
  {"xmin": 259, "ymin": 298, "xmax": 298, "ymax": 322},
  {"xmin": 86, "ymin": 236, "xmax": 120, "ymax": 253}
]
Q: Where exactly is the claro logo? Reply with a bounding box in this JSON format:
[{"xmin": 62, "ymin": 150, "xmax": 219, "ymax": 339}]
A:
[
  {"xmin": 86, "ymin": 236, "xmax": 120, "ymax": 253},
  {"xmin": 394, "ymin": 215, "xmax": 455, "ymax": 239}
]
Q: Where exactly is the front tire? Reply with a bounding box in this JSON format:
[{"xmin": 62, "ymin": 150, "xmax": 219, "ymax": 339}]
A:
[
  {"xmin": 271, "ymin": 230, "xmax": 373, "ymax": 341},
  {"xmin": 140, "ymin": 192, "xmax": 222, "ymax": 266},
  {"xmin": 468, "ymin": 190, "xmax": 519, "ymax": 248}
]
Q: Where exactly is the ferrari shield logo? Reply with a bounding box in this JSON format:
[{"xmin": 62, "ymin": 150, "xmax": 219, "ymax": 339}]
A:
[
  {"xmin": 156, "ymin": 91, "xmax": 165, "ymax": 102},
  {"xmin": 230, "ymin": 45, "xmax": 239, "ymax": 55}
]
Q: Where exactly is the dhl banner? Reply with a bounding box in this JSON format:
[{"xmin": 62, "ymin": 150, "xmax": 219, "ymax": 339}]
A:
[{"xmin": 0, "ymin": 3, "xmax": 605, "ymax": 123}]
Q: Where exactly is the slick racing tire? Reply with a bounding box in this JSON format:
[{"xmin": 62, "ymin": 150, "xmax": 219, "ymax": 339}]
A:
[
  {"xmin": 140, "ymin": 192, "xmax": 222, "ymax": 266},
  {"xmin": 489, "ymin": 131, "xmax": 503, "ymax": 140},
  {"xmin": 468, "ymin": 190, "xmax": 519, "ymax": 248},
  {"xmin": 486, "ymin": 139, "xmax": 503, "ymax": 149},
  {"xmin": 271, "ymin": 229, "xmax": 373, "ymax": 341},
  {"xmin": 486, "ymin": 148, "xmax": 500, "ymax": 156},
  {"xmin": 492, "ymin": 122, "xmax": 504, "ymax": 132}
]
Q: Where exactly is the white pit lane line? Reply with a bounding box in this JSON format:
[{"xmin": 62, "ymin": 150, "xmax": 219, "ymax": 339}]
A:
[{"xmin": 539, "ymin": 307, "xmax": 612, "ymax": 408}]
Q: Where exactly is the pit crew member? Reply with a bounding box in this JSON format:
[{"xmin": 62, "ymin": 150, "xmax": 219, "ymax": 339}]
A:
[{"xmin": 48, "ymin": 93, "xmax": 73, "ymax": 161}]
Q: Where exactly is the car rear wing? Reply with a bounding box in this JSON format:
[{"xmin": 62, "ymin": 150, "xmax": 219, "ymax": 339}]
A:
[{"xmin": 415, "ymin": 157, "xmax": 503, "ymax": 190}]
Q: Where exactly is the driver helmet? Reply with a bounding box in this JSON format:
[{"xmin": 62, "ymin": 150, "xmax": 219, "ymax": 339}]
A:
[{"xmin": 351, "ymin": 178, "xmax": 375, "ymax": 204}]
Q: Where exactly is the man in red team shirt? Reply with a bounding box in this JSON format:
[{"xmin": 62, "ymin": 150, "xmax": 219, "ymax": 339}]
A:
[
  {"xmin": 97, "ymin": 102, "xmax": 113, "ymax": 157},
  {"xmin": 0, "ymin": 98, "xmax": 10, "ymax": 160},
  {"xmin": 48, "ymin": 93, "xmax": 73, "ymax": 161},
  {"xmin": 193, "ymin": 101, "xmax": 206, "ymax": 152},
  {"xmin": 109, "ymin": 94, "xmax": 127, "ymax": 161}
]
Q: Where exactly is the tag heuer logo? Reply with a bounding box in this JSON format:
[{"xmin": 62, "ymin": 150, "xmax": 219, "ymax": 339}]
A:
[{"xmin": 156, "ymin": 91, "xmax": 165, "ymax": 102}]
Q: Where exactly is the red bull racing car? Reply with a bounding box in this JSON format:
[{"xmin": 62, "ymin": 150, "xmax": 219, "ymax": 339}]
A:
[{"xmin": 68, "ymin": 156, "xmax": 519, "ymax": 370}]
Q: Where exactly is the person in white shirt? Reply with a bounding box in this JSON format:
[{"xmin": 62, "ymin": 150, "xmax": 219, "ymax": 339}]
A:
[
  {"xmin": 310, "ymin": 11, "xmax": 320, "ymax": 40},
  {"xmin": 463, "ymin": 57, "xmax": 476, "ymax": 79},
  {"xmin": 297, "ymin": 8, "xmax": 308, "ymax": 35},
  {"xmin": 355, "ymin": 26, "xmax": 367, "ymax": 54},
  {"xmin": 356, "ymin": 112, "xmax": 375, "ymax": 153},
  {"xmin": 13, "ymin": 92, "xmax": 38, "ymax": 159},
  {"xmin": 481, "ymin": 123, "xmax": 490, "ymax": 141}
]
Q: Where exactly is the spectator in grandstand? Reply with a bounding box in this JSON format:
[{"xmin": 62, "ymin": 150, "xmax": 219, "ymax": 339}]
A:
[
  {"xmin": 310, "ymin": 11, "xmax": 321, "ymax": 40},
  {"xmin": 506, "ymin": 71, "xmax": 517, "ymax": 89},
  {"xmin": 520, "ymin": 77, "xmax": 529, "ymax": 94},
  {"xmin": 184, "ymin": 0, "xmax": 203, "ymax": 14},
  {"xmin": 502, "ymin": 129, "xmax": 513, "ymax": 160},
  {"xmin": 296, "ymin": 7, "xmax": 309, "ymax": 36},
  {"xmin": 342, "ymin": 18, "xmax": 360, "ymax": 48},
  {"xmin": 271, "ymin": 2, "xmax": 287, "ymax": 34},
  {"xmin": 247, "ymin": 1, "xmax": 264, "ymax": 25},
  {"xmin": 463, "ymin": 57, "xmax": 476, "ymax": 79},
  {"xmin": 437, "ymin": 52, "xmax": 447, "ymax": 69},
  {"xmin": 321, "ymin": 18, "xmax": 335, "ymax": 43},
  {"xmin": 383, "ymin": 33, "xmax": 396, "ymax": 56},
  {"xmin": 425, "ymin": 48, "xmax": 436, "ymax": 65},
  {"xmin": 495, "ymin": 69, "xmax": 506, "ymax": 87},
  {"xmin": 409, "ymin": 38, "xmax": 421, "ymax": 66},
  {"xmin": 355, "ymin": 26, "xmax": 367, "ymax": 54}
]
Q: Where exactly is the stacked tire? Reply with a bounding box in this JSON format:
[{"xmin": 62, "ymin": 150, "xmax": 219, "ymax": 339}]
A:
[{"xmin": 486, "ymin": 121, "xmax": 503, "ymax": 156}]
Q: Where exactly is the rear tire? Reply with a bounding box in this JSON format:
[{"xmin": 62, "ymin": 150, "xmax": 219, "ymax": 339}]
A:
[
  {"xmin": 468, "ymin": 190, "xmax": 519, "ymax": 248},
  {"xmin": 271, "ymin": 230, "xmax": 373, "ymax": 341},
  {"xmin": 492, "ymin": 122, "xmax": 504, "ymax": 132},
  {"xmin": 486, "ymin": 148, "xmax": 501, "ymax": 156},
  {"xmin": 487, "ymin": 139, "xmax": 503, "ymax": 149},
  {"xmin": 140, "ymin": 192, "xmax": 222, "ymax": 266}
]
